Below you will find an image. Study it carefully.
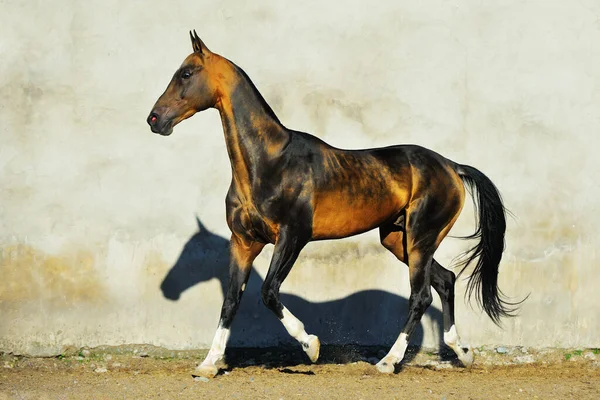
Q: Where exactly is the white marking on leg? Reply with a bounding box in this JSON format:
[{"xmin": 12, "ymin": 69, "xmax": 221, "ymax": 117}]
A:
[
  {"xmin": 206, "ymin": 325, "xmax": 230, "ymax": 364},
  {"xmin": 241, "ymin": 283, "xmax": 246, "ymax": 292},
  {"xmin": 388, "ymin": 333, "xmax": 409, "ymax": 361},
  {"xmin": 281, "ymin": 306, "xmax": 309, "ymax": 342},
  {"xmin": 444, "ymin": 324, "xmax": 459, "ymax": 347},
  {"xmin": 376, "ymin": 333, "xmax": 408, "ymax": 373},
  {"xmin": 281, "ymin": 306, "xmax": 320, "ymax": 362},
  {"xmin": 196, "ymin": 325, "xmax": 230, "ymax": 376},
  {"xmin": 444, "ymin": 324, "xmax": 474, "ymax": 367}
]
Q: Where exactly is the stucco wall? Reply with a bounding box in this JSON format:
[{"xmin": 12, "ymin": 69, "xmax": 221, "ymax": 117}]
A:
[{"xmin": 1, "ymin": 0, "xmax": 598, "ymax": 356}]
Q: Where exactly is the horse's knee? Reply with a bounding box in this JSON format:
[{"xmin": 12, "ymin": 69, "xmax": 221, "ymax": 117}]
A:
[
  {"xmin": 410, "ymin": 288, "xmax": 433, "ymax": 311},
  {"xmin": 261, "ymin": 285, "xmax": 279, "ymax": 311}
]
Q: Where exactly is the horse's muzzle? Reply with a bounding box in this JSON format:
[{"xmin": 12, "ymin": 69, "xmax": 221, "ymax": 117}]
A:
[{"xmin": 147, "ymin": 112, "xmax": 173, "ymax": 136}]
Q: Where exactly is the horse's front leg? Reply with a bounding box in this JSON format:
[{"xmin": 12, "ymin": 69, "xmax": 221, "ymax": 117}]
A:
[
  {"xmin": 195, "ymin": 234, "xmax": 264, "ymax": 378},
  {"xmin": 261, "ymin": 228, "xmax": 320, "ymax": 363}
]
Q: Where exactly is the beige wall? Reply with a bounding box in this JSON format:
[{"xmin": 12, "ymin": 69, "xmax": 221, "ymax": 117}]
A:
[{"xmin": 1, "ymin": 0, "xmax": 598, "ymax": 355}]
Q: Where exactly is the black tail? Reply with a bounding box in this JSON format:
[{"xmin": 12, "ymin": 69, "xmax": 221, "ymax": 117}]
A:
[{"xmin": 456, "ymin": 164, "xmax": 523, "ymax": 326}]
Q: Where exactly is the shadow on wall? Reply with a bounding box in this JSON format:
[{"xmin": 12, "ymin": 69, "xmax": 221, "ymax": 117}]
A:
[{"xmin": 160, "ymin": 217, "xmax": 444, "ymax": 359}]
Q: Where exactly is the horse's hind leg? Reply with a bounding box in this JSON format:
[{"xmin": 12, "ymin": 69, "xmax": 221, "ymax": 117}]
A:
[
  {"xmin": 376, "ymin": 237, "xmax": 434, "ymax": 372},
  {"xmin": 377, "ymin": 195, "xmax": 462, "ymax": 373},
  {"xmin": 380, "ymin": 224, "xmax": 473, "ymax": 367},
  {"xmin": 431, "ymin": 261, "xmax": 473, "ymax": 367},
  {"xmin": 195, "ymin": 234, "xmax": 264, "ymax": 378}
]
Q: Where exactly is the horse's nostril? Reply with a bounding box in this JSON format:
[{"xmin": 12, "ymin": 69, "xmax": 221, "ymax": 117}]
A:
[{"xmin": 148, "ymin": 113, "xmax": 159, "ymax": 125}]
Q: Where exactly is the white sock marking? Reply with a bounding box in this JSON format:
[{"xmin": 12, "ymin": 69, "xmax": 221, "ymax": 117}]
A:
[
  {"xmin": 377, "ymin": 332, "xmax": 409, "ymax": 372},
  {"xmin": 443, "ymin": 324, "xmax": 473, "ymax": 365},
  {"xmin": 386, "ymin": 333, "xmax": 409, "ymax": 362},
  {"xmin": 444, "ymin": 324, "xmax": 459, "ymax": 347},
  {"xmin": 201, "ymin": 325, "xmax": 230, "ymax": 366},
  {"xmin": 281, "ymin": 306, "xmax": 310, "ymax": 344}
]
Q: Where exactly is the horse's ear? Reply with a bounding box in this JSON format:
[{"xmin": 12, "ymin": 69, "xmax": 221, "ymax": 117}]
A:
[
  {"xmin": 189, "ymin": 30, "xmax": 209, "ymax": 54},
  {"xmin": 189, "ymin": 30, "xmax": 202, "ymax": 53}
]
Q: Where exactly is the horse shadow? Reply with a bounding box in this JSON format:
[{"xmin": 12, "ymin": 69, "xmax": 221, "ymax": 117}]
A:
[{"xmin": 160, "ymin": 217, "xmax": 446, "ymax": 368}]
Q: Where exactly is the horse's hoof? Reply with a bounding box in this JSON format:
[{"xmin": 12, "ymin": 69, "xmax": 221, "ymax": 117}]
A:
[
  {"xmin": 458, "ymin": 346, "xmax": 474, "ymax": 368},
  {"xmin": 375, "ymin": 358, "xmax": 395, "ymax": 374},
  {"xmin": 305, "ymin": 335, "xmax": 320, "ymax": 363},
  {"xmin": 194, "ymin": 363, "xmax": 218, "ymax": 378}
]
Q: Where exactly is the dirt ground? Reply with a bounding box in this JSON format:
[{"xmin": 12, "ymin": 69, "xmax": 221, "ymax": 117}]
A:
[{"xmin": 1, "ymin": 347, "xmax": 599, "ymax": 399}]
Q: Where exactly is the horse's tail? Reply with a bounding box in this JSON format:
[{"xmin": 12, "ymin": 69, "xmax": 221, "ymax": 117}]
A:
[{"xmin": 455, "ymin": 164, "xmax": 523, "ymax": 325}]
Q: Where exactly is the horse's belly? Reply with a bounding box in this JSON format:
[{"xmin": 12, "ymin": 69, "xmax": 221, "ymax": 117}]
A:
[{"xmin": 311, "ymin": 194, "xmax": 402, "ymax": 240}]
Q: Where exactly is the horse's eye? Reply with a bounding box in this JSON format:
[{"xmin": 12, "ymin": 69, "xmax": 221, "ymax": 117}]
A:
[{"xmin": 181, "ymin": 70, "xmax": 192, "ymax": 79}]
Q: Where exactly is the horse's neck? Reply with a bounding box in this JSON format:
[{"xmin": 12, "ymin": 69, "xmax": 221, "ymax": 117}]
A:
[{"xmin": 215, "ymin": 64, "xmax": 288, "ymax": 194}]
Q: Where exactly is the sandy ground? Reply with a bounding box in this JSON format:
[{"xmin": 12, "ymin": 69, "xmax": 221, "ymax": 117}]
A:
[{"xmin": 1, "ymin": 348, "xmax": 599, "ymax": 399}]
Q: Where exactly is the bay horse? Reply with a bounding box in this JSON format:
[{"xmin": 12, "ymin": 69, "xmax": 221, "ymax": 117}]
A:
[{"xmin": 147, "ymin": 31, "xmax": 519, "ymax": 377}]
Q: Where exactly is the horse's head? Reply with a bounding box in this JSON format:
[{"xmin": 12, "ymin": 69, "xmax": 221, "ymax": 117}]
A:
[{"xmin": 147, "ymin": 31, "xmax": 221, "ymax": 136}]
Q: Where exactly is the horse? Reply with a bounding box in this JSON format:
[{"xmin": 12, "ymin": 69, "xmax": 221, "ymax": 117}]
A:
[{"xmin": 147, "ymin": 31, "xmax": 520, "ymax": 377}]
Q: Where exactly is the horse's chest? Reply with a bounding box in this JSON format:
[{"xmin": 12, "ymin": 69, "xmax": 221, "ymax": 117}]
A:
[{"xmin": 226, "ymin": 192, "xmax": 278, "ymax": 244}]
